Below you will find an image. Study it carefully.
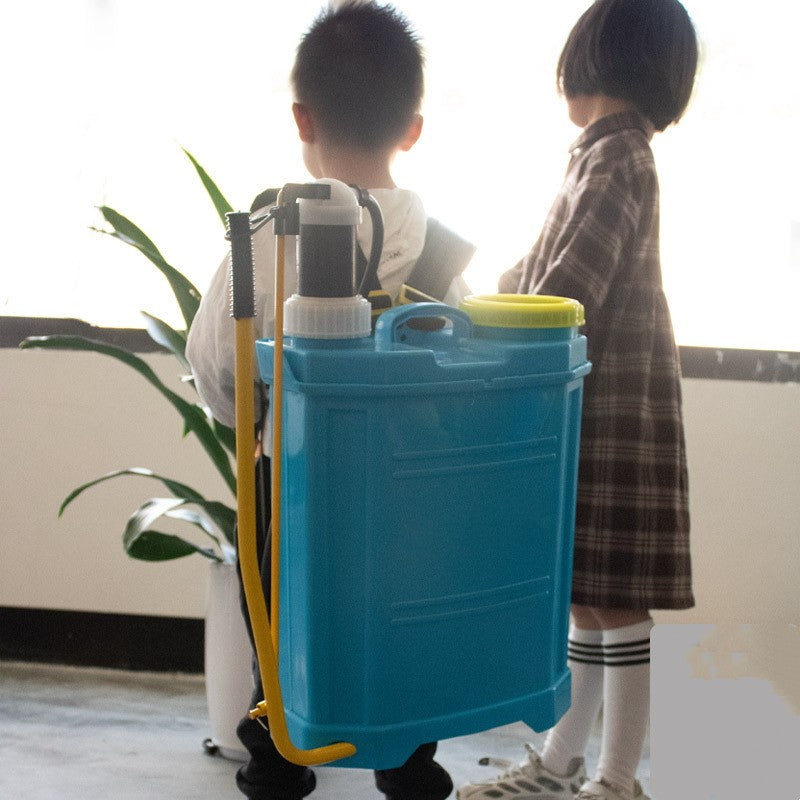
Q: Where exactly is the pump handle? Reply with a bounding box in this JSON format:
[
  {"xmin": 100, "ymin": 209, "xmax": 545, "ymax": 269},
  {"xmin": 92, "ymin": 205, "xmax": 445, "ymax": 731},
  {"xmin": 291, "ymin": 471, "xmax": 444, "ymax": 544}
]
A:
[{"xmin": 227, "ymin": 211, "xmax": 256, "ymax": 320}]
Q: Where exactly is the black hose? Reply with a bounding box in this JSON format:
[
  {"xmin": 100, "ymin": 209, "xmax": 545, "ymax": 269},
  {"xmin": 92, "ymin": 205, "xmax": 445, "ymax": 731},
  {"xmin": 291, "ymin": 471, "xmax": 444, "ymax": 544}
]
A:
[{"xmin": 355, "ymin": 191, "xmax": 385, "ymax": 296}]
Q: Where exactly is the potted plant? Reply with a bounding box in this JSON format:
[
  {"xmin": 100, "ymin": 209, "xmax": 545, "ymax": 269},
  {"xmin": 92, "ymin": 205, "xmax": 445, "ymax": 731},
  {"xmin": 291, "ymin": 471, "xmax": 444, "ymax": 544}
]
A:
[{"xmin": 20, "ymin": 149, "xmax": 253, "ymax": 760}]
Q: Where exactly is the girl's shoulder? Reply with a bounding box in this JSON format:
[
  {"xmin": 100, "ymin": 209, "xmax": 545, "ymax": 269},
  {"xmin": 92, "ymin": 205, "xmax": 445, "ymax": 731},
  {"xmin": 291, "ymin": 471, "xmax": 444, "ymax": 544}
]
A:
[
  {"xmin": 572, "ymin": 125, "xmax": 656, "ymax": 191},
  {"xmin": 570, "ymin": 110, "xmax": 654, "ymax": 158},
  {"xmin": 582, "ymin": 123, "xmax": 653, "ymax": 164}
]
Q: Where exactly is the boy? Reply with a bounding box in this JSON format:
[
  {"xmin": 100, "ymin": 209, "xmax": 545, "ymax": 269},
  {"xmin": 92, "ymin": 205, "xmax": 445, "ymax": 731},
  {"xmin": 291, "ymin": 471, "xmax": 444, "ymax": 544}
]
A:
[{"xmin": 186, "ymin": 3, "xmax": 472, "ymax": 799}]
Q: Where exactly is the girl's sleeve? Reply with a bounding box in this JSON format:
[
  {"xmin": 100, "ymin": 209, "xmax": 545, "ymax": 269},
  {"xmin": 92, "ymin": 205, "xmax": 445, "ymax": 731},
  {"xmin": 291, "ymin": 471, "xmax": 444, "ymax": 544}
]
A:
[
  {"xmin": 532, "ymin": 151, "xmax": 654, "ymax": 320},
  {"xmin": 498, "ymin": 258, "xmax": 524, "ymax": 293}
]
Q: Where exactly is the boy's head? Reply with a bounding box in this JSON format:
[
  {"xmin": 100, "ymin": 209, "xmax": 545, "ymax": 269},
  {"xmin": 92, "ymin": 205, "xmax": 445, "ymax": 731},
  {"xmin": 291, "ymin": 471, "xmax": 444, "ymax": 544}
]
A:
[
  {"xmin": 557, "ymin": 0, "xmax": 698, "ymax": 131},
  {"xmin": 291, "ymin": 1, "xmax": 424, "ymax": 153}
]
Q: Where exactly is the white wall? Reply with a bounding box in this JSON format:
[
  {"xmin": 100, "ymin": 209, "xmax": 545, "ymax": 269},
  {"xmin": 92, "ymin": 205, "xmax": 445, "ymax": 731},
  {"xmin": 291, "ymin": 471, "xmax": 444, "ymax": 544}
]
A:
[
  {"xmin": 1, "ymin": 348, "xmax": 219, "ymax": 618},
  {"xmin": 2, "ymin": 348, "xmax": 798, "ymax": 624},
  {"xmin": 658, "ymin": 378, "xmax": 800, "ymax": 626}
]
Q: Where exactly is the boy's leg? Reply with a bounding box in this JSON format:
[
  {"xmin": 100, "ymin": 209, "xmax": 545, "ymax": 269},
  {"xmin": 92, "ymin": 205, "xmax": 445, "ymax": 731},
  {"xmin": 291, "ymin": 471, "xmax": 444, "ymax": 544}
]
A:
[
  {"xmin": 236, "ymin": 679, "xmax": 316, "ymax": 800},
  {"xmin": 374, "ymin": 742, "xmax": 453, "ymax": 800},
  {"xmin": 235, "ymin": 456, "xmax": 316, "ymax": 800}
]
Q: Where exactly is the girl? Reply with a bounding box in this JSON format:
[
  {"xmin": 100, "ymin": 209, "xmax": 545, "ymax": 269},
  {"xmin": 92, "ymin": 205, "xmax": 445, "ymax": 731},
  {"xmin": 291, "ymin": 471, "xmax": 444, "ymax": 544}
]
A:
[{"xmin": 457, "ymin": 2, "xmax": 698, "ymax": 800}]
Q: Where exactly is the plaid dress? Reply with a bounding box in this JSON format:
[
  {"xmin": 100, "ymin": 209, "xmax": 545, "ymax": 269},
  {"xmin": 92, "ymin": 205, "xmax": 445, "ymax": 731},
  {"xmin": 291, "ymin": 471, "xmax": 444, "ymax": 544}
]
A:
[{"xmin": 500, "ymin": 110, "xmax": 693, "ymax": 609}]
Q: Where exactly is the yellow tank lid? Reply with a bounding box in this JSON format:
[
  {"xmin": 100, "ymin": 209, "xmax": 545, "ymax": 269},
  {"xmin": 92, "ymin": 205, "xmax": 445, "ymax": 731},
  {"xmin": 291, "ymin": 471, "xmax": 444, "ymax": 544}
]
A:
[{"xmin": 460, "ymin": 294, "xmax": 585, "ymax": 329}]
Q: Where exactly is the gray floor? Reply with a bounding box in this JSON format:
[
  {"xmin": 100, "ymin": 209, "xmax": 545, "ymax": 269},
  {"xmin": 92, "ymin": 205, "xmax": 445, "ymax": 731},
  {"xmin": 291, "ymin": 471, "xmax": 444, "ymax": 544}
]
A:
[{"xmin": 0, "ymin": 660, "xmax": 649, "ymax": 799}]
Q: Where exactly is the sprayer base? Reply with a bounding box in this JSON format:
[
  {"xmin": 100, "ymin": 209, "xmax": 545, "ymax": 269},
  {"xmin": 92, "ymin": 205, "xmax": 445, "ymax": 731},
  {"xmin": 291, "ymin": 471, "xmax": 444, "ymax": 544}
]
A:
[{"xmin": 284, "ymin": 672, "xmax": 570, "ymax": 770}]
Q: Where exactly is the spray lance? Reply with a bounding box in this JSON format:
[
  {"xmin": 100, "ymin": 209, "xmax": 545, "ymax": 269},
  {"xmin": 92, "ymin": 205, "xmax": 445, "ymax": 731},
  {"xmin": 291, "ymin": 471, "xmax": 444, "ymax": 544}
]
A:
[{"xmin": 227, "ymin": 179, "xmax": 384, "ymax": 766}]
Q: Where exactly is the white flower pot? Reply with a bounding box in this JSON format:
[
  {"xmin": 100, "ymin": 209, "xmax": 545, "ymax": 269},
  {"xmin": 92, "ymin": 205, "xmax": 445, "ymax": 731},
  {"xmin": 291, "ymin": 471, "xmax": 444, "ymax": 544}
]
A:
[{"xmin": 204, "ymin": 560, "xmax": 254, "ymax": 761}]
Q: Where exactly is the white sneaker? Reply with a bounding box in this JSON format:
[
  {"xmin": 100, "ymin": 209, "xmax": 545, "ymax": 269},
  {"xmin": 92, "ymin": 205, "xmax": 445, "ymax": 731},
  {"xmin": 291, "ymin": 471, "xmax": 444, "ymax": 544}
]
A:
[
  {"xmin": 456, "ymin": 744, "xmax": 587, "ymax": 800},
  {"xmin": 575, "ymin": 777, "xmax": 650, "ymax": 800}
]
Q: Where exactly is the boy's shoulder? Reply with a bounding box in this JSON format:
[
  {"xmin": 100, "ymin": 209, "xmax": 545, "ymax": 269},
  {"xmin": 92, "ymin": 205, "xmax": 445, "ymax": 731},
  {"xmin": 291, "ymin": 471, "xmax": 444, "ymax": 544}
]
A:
[
  {"xmin": 250, "ymin": 187, "xmax": 475, "ymax": 300},
  {"xmin": 407, "ymin": 217, "xmax": 475, "ymax": 300},
  {"xmin": 251, "ymin": 188, "xmax": 280, "ymax": 213}
]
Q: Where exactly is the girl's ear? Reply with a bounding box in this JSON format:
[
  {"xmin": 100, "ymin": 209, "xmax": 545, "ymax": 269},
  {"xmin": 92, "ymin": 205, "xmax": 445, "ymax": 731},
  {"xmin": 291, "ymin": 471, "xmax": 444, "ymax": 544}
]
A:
[
  {"xmin": 292, "ymin": 102, "xmax": 316, "ymax": 143},
  {"xmin": 399, "ymin": 113, "xmax": 423, "ymax": 152}
]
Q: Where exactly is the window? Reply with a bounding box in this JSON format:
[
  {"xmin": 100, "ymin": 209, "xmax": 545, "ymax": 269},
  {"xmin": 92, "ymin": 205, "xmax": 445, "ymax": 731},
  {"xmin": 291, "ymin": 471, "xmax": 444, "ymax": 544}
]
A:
[{"xmin": 2, "ymin": 1, "xmax": 798, "ymax": 351}]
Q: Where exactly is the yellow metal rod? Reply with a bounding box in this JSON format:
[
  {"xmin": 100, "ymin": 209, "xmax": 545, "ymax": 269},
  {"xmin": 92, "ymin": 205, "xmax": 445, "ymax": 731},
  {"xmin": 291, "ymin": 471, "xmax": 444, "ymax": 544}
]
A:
[
  {"xmin": 235, "ymin": 223, "xmax": 355, "ymax": 766},
  {"xmin": 270, "ymin": 234, "xmax": 285, "ymax": 656}
]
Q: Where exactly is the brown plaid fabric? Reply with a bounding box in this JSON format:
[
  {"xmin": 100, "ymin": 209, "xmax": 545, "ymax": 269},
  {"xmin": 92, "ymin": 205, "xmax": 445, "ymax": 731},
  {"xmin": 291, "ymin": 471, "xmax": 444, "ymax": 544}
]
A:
[{"xmin": 500, "ymin": 110, "xmax": 693, "ymax": 610}]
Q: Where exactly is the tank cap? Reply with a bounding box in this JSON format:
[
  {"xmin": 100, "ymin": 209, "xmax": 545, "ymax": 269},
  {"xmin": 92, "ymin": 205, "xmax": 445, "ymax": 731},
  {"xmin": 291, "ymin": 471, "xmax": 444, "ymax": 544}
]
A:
[
  {"xmin": 284, "ymin": 294, "xmax": 371, "ymax": 339},
  {"xmin": 460, "ymin": 294, "xmax": 585, "ymax": 329}
]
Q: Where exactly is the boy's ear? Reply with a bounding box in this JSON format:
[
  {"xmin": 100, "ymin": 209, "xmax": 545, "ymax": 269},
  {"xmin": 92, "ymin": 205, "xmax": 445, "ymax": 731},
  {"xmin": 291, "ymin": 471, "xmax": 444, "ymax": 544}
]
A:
[
  {"xmin": 292, "ymin": 102, "xmax": 316, "ymax": 143},
  {"xmin": 399, "ymin": 113, "xmax": 423, "ymax": 152}
]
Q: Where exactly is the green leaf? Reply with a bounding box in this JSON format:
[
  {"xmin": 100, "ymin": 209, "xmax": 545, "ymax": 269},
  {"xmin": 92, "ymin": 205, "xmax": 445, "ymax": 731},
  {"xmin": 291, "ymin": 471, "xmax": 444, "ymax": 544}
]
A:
[
  {"xmin": 20, "ymin": 336, "xmax": 236, "ymax": 496},
  {"xmin": 127, "ymin": 531, "xmax": 219, "ymax": 561},
  {"xmin": 182, "ymin": 148, "xmax": 233, "ymax": 228},
  {"xmin": 123, "ymin": 498, "xmax": 222, "ymax": 562},
  {"xmin": 97, "ymin": 205, "xmax": 164, "ymax": 258},
  {"xmin": 141, "ymin": 311, "xmax": 190, "ymax": 371},
  {"xmin": 166, "ymin": 505, "xmax": 218, "ymax": 536},
  {"xmin": 60, "ymin": 467, "xmax": 205, "ymax": 514},
  {"xmin": 197, "ymin": 402, "xmax": 236, "ymax": 457},
  {"xmin": 165, "ymin": 506, "xmax": 236, "ymax": 565},
  {"xmin": 95, "ymin": 206, "xmax": 202, "ymax": 329},
  {"xmin": 212, "ymin": 417, "xmax": 237, "ymax": 456},
  {"xmin": 124, "ymin": 496, "xmax": 184, "ymax": 550},
  {"xmin": 56, "ymin": 467, "xmax": 236, "ymax": 545},
  {"xmin": 196, "ymin": 500, "xmax": 236, "ymax": 542}
]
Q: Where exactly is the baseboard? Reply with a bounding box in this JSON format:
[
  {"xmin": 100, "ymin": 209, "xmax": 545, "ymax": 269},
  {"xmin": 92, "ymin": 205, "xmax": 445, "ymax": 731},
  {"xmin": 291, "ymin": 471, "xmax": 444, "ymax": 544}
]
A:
[{"xmin": 0, "ymin": 606, "xmax": 204, "ymax": 673}]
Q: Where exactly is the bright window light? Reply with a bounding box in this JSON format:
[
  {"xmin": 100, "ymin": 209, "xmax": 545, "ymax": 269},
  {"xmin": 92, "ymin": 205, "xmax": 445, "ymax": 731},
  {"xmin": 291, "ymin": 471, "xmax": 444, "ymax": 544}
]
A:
[{"xmin": 1, "ymin": 0, "xmax": 798, "ymax": 351}]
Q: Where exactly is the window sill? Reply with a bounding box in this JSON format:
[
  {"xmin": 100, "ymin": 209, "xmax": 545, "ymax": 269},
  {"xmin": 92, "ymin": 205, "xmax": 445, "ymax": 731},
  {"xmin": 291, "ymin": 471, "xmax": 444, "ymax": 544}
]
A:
[{"xmin": 4, "ymin": 316, "xmax": 799, "ymax": 383}]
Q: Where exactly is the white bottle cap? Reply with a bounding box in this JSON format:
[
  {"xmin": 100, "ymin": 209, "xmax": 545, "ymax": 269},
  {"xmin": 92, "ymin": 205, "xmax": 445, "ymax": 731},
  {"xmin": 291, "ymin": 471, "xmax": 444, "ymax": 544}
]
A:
[{"xmin": 284, "ymin": 294, "xmax": 371, "ymax": 339}]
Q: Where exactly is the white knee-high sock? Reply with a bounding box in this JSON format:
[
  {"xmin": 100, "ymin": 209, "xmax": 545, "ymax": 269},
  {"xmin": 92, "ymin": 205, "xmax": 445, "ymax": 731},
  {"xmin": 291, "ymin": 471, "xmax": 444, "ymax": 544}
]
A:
[
  {"xmin": 596, "ymin": 618, "xmax": 654, "ymax": 793},
  {"xmin": 541, "ymin": 626, "xmax": 605, "ymax": 776}
]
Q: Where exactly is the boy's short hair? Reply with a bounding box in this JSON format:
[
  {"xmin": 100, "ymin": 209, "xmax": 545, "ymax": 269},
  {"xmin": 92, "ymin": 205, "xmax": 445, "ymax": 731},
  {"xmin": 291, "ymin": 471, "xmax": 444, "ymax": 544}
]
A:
[
  {"xmin": 557, "ymin": 0, "xmax": 698, "ymax": 131},
  {"xmin": 291, "ymin": 1, "xmax": 424, "ymax": 151}
]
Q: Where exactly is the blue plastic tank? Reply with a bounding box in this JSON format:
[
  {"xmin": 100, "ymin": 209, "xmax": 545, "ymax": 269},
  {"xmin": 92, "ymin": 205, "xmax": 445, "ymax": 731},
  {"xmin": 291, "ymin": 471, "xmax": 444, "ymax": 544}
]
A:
[{"xmin": 256, "ymin": 295, "xmax": 591, "ymax": 768}]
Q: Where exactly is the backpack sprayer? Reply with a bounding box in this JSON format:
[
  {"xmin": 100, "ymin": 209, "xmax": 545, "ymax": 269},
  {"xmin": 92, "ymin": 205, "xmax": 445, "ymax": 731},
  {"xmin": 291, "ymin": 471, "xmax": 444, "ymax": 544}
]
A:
[
  {"xmin": 228, "ymin": 180, "xmax": 591, "ymax": 770},
  {"xmin": 228, "ymin": 179, "xmax": 380, "ymax": 766}
]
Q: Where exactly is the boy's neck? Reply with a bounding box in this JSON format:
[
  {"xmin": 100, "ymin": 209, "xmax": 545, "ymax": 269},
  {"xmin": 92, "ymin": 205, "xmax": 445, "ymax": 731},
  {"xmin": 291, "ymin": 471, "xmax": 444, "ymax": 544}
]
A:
[{"xmin": 307, "ymin": 143, "xmax": 397, "ymax": 190}]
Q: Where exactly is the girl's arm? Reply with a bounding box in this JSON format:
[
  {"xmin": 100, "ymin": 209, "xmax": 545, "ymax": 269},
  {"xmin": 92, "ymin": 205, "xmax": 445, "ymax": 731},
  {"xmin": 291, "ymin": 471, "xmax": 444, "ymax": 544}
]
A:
[
  {"xmin": 498, "ymin": 257, "xmax": 525, "ymax": 293},
  {"xmin": 531, "ymin": 151, "xmax": 655, "ymax": 321}
]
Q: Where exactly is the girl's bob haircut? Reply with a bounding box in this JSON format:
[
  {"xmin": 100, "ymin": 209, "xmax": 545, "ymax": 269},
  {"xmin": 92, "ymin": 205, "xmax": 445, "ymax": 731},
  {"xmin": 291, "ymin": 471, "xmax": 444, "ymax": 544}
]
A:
[{"xmin": 557, "ymin": 0, "xmax": 698, "ymax": 131}]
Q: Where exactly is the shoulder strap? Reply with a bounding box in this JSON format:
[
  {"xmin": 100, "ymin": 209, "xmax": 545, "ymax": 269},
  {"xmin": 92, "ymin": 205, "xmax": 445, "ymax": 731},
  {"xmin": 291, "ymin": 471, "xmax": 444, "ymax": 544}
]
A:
[
  {"xmin": 406, "ymin": 218, "xmax": 476, "ymax": 301},
  {"xmin": 250, "ymin": 187, "xmax": 280, "ymax": 213},
  {"xmin": 356, "ymin": 217, "xmax": 475, "ymax": 301}
]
